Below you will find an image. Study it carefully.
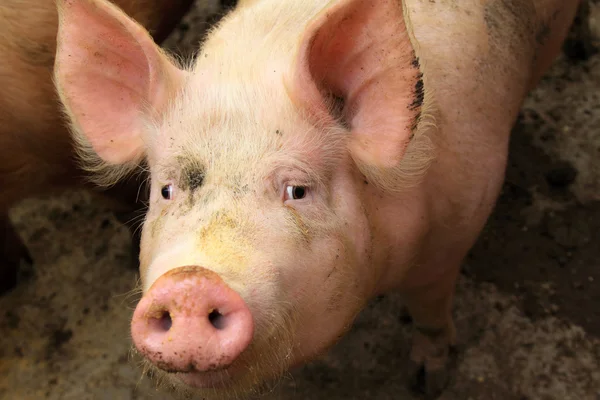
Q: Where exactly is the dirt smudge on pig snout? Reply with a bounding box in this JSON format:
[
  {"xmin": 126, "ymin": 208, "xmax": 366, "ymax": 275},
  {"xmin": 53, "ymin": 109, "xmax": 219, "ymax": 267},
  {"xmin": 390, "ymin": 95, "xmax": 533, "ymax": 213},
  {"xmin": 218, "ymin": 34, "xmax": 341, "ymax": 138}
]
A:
[{"xmin": 195, "ymin": 211, "xmax": 253, "ymax": 275}]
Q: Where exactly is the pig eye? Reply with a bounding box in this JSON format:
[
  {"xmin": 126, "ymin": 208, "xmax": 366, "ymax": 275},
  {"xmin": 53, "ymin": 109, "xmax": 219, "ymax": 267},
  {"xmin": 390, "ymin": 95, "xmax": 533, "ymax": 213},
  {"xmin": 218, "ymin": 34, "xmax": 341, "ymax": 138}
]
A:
[
  {"xmin": 161, "ymin": 184, "xmax": 174, "ymax": 200},
  {"xmin": 285, "ymin": 185, "xmax": 307, "ymax": 200}
]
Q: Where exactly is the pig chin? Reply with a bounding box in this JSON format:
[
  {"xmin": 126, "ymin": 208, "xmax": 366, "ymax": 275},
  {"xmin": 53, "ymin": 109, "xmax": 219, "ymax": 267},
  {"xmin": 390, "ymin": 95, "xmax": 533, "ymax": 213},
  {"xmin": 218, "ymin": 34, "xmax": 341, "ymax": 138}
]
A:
[{"xmin": 138, "ymin": 319, "xmax": 295, "ymax": 400}]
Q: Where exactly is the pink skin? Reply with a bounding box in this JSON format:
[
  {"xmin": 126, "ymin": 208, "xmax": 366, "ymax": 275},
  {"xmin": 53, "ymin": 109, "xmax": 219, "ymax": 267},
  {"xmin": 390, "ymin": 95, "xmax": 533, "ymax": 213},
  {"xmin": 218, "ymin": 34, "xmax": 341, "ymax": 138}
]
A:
[
  {"xmin": 130, "ymin": 266, "xmax": 254, "ymax": 386},
  {"xmin": 54, "ymin": 0, "xmax": 186, "ymax": 165},
  {"xmin": 54, "ymin": 0, "xmax": 580, "ymax": 398}
]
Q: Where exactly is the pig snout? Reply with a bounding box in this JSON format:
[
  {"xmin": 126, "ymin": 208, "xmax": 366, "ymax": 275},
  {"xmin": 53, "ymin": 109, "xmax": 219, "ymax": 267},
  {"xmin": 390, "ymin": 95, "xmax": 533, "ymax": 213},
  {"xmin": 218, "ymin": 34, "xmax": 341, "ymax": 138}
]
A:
[{"xmin": 130, "ymin": 266, "xmax": 254, "ymax": 374}]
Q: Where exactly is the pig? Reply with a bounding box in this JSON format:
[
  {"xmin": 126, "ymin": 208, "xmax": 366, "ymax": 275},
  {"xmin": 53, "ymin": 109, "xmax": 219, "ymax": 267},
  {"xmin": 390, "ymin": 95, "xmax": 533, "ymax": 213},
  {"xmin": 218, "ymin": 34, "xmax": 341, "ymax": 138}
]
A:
[
  {"xmin": 0, "ymin": 0, "xmax": 197, "ymax": 294},
  {"xmin": 53, "ymin": 0, "xmax": 580, "ymax": 398}
]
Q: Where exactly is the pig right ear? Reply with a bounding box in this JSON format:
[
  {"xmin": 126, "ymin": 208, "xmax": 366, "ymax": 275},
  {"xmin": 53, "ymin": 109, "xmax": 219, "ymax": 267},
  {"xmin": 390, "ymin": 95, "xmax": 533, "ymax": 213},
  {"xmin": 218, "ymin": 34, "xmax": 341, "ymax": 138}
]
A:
[
  {"xmin": 54, "ymin": 0, "xmax": 187, "ymax": 165},
  {"xmin": 290, "ymin": 0, "xmax": 435, "ymax": 191}
]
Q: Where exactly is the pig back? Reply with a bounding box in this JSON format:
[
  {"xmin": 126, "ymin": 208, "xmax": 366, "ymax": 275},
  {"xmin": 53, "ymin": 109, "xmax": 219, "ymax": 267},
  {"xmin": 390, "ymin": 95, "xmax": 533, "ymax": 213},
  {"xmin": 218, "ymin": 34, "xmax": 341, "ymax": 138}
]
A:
[
  {"xmin": 391, "ymin": 0, "xmax": 580, "ymax": 265},
  {"xmin": 405, "ymin": 0, "xmax": 578, "ymax": 140}
]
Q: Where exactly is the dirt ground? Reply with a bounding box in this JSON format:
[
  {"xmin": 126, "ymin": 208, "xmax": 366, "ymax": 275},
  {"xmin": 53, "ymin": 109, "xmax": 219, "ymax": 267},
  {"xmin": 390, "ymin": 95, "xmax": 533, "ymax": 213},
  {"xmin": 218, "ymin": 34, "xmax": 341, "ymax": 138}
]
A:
[{"xmin": 1, "ymin": 1, "xmax": 600, "ymax": 400}]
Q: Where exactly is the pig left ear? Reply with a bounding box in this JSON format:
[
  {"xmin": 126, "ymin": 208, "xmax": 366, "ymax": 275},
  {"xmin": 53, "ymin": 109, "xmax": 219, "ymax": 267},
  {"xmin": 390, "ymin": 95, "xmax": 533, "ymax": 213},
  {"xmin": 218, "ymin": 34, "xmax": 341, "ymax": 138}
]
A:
[
  {"xmin": 54, "ymin": 0, "xmax": 187, "ymax": 166},
  {"xmin": 291, "ymin": 0, "xmax": 433, "ymax": 190}
]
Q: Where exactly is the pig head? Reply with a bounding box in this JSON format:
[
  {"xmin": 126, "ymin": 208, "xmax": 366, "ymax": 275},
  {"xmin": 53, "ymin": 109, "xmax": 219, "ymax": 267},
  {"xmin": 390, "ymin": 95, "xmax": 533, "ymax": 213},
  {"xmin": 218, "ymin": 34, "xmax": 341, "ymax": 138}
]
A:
[{"xmin": 54, "ymin": 0, "xmax": 579, "ymax": 398}]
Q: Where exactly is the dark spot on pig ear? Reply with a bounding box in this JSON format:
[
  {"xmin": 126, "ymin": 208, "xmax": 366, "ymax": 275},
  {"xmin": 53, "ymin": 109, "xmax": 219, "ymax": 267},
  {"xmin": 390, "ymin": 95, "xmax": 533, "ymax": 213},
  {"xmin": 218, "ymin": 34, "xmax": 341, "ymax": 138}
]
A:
[
  {"xmin": 275, "ymin": 129, "xmax": 283, "ymax": 136},
  {"xmin": 179, "ymin": 162, "xmax": 206, "ymax": 192},
  {"xmin": 408, "ymin": 75, "xmax": 424, "ymax": 112},
  {"xmin": 407, "ymin": 54, "xmax": 424, "ymax": 132},
  {"xmin": 411, "ymin": 55, "xmax": 420, "ymax": 69},
  {"xmin": 407, "ymin": 71, "xmax": 424, "ymax": 132}
]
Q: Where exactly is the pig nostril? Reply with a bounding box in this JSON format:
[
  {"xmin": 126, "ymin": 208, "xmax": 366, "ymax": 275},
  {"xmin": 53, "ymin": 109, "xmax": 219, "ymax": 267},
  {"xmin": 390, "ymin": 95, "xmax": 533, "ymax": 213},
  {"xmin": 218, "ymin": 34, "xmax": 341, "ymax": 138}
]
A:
[
  {"xmin": 208, "ymin": 309, "xmax": 226, "ymax": 330},
  {"xmin": 147, "ymin": 311, "xmax": 172, "ymax": 333},
  {"xmin": 157, "ymin": 311, "xmax": 172, "ymax": 331}
]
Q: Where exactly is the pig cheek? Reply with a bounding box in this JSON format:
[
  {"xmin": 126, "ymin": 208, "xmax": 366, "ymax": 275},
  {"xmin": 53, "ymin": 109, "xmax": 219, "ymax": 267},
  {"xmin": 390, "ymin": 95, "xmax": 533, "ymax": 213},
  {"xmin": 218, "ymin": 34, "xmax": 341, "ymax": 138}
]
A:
[
  {"xmin": 333, "ymin": 174, "xmax": 375, "ymax": 288},
  {"xmin": 294, "ymin": 238, "xmax": 344, "ymax": 303},
  {"xmin": 322, "ymin": 240, "xmax": 365, "ymax": 317},
  {"xmin": 288, "ymin": 240, "xmax": 364, "ymax": 363},
  {"xmin": 139, "ymin": 206, "xmax": 171, "ymax": 285}
]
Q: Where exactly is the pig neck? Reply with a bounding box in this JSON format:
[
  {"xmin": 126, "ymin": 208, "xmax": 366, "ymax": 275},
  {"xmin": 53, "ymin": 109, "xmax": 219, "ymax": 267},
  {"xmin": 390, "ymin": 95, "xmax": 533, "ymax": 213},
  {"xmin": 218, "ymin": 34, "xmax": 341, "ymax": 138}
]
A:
[{"xmin": 367, "ymin": 0, "xmax": 545, "ymax": 293}]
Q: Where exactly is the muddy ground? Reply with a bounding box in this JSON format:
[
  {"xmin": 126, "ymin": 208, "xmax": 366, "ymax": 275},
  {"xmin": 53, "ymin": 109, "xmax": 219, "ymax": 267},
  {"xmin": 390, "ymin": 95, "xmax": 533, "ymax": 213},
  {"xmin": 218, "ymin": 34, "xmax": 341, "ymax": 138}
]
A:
[{"xmin": 1, "ymin": 1, "xmax": 600, "ymax": 400}]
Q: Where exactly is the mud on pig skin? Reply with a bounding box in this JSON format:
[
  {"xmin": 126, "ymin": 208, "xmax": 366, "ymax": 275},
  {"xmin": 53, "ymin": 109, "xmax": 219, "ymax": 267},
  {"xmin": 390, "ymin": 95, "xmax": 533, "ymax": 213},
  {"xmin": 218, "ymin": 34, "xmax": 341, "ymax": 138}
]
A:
[
  {"xmin": 0, "ymin": 0, "xmax": 198, "ymax": 294},
  {"xmin": 53, "ymin": 0, "xmax": 580, "ymax": 398}
]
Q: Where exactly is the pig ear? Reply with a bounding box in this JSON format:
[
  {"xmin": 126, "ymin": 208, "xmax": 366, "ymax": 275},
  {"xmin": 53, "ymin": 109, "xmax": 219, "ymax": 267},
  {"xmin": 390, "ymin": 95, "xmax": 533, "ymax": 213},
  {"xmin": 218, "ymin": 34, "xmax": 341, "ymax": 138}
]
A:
[
  {"xmin": 292, "ymin": 0, "xmax": 433, "ymax": 189},
  {"xmin": 54, "ymin": 0, "xmax": 187, "ymax": 165}
]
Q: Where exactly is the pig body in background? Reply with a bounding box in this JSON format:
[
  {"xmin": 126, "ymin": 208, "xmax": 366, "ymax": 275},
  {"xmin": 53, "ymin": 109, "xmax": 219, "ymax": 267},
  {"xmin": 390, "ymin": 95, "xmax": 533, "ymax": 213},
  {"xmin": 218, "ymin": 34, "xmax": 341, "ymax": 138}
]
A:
[
  {"xmin": 54, "ymin": 0, "xmax": 579, "ymax": 398},
  {"xmin": 0, "ymin": 0, "xmax": 196, "ymax": 294}
]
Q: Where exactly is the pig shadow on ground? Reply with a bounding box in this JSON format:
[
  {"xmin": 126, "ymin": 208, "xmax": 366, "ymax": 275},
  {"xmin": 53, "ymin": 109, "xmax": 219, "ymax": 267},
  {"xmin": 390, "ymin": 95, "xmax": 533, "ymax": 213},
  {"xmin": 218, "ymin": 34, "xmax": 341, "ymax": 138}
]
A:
[{"xmin": 465, "ymin": 119, "xmax": 600, "ymax": 336}]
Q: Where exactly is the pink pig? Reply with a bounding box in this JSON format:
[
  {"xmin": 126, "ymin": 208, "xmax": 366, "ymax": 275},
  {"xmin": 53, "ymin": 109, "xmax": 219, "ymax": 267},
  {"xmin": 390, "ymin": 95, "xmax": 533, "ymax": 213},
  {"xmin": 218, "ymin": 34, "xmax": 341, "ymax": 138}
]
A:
[{"xmin": 54, "ymin": 0, "xmax": 579, "ymax": 398}]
